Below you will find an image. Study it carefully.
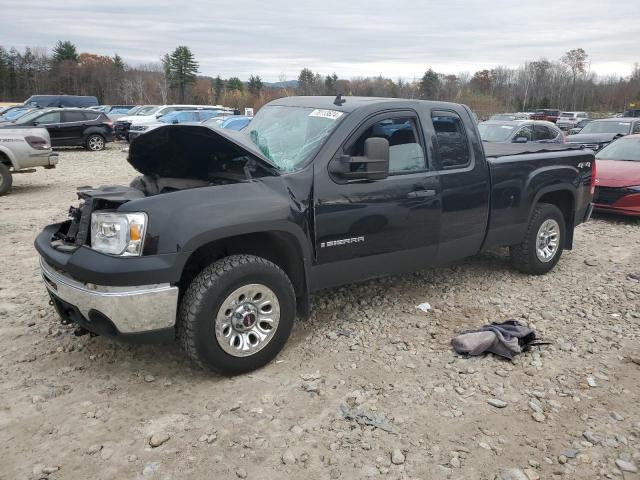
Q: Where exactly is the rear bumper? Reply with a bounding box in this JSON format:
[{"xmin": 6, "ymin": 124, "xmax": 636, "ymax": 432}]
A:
[{"xmin": 40, "ymin": 257, "xmax": 178, "ymax": 339}]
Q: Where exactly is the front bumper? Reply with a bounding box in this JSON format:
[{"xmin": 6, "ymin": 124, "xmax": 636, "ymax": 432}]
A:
[{"xmin": 40, "ymin": 257, "xmax": 179, "ymax": 338}]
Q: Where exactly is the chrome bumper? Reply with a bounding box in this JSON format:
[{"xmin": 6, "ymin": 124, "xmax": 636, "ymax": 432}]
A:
[{"xmin": 40, "ymin": 258, "xmax": 178, "ymax": 334}]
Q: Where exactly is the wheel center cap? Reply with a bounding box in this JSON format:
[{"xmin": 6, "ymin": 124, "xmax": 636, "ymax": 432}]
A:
[
  {"xmin": 243, "ymin": 313, "xmax": 256, "ymax": 327},
  {"xmin": 232, "ymin": 304, "xmax": 258, "ymax": 332}
]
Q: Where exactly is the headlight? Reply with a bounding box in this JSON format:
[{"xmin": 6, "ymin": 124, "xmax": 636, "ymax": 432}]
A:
[{"xmin": 90, "ymin": 212, "xmax": 147, "ymax": 256}]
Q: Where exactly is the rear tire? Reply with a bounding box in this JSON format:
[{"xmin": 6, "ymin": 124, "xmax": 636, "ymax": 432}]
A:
[
  {"xmin": 0, "ymin": 163, "xmax": 12, "ymax": 196},
  {"xmin": 510, "ymin": 203, "xmax": 566, "ymax": 275},
  {"xmin": 177, "ymin": 255, "xmax": 296, "ymax": 375},
  {"xmin": 86, "ymin": 134, "xmax": 105, "ymax": 151}
]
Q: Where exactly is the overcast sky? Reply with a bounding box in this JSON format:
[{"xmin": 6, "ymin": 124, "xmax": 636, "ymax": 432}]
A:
[{"xmin": 2, "ymin": 0, "xmax": 638, "ymax": 81}]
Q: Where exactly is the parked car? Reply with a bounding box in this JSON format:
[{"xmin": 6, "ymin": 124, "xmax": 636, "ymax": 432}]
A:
[
  {"xmin": 128, "ymin": 110, "xmax": 221, "ymax": 142},
  {"xmin": 592, "ymin": 134, "xmax": 640, "ymax": 216},
  {"xmin": 116, "ymin": 105, "xmax": 228, "ymax": 141},
  {"xmin": 489, "ymin": 114, "xmax": 518, "ymax": 121},
  {"xmin": 0, "ymin": 106, "xmax": 35, "ymax": 122},
  {"xmin": 219, "ymin": 115, "xmax": 253, "ymax": 130},
  {"xmin": 0, "ymin": 127, "xmax": 58, "ymax": 195},
  {"xmin": 0, "ymin": 108, "xmax": 114, "ymax": 151},
  {"xmin": 556, "ymin": 111, "xmax": 589, "ymax": 130},
  {"xmin": 530, "ymin": 109, "xmax": 561, "ymax": 123},
  {"xmin": 566, "ymin": 117, "xmax": 640, "ymax": 151},
  {"xmin": 23, "ymin": 95, "xmax": 99, "ymax": 108},
  {"xmin": 35, "ymin": 95, "xmax": 595, "ymax": 374},
  {"xmin": 478, "ymin": 120, "xmax": 564, "ymax": 144},
  {"xmin": 623, "ymin": 108, "xmax": 640, "ymax": 118},
  {"xmin": 114, "ymin": 105, "xmax": 159, "ymax": 139},
  {"xmin": 568, "ymin": 118, "xmax": 593, "ymax": 135}
]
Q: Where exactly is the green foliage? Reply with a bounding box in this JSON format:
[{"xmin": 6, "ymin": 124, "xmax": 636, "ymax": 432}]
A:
[
  {"xmin": 226, "ymin": 77, "xmax": 244, "ymax": 92},
  {"xmin": 214, "ymin": 75, "xmax": 224, "ymax": 103},
  {"xmin": 248, "ymin": 75, "xmax": 263, "ymax": 95},
  {"xmin": 167, "ymin": 46, "xmax": 199, "ymax": 102},
  {"xmin": 112, "ymin": 54, "xmax": 125, "ymax": 71},
  {"xmin": 52, "ymin": 40, "xmax": 78, "ymax": 63},
  {"xmin": 324, "ymin": 73, "xmax": 338, "ymax": 94},
  {"xmin": 419, "ymin": 68, "xmax": 440, "ymax": 99}
]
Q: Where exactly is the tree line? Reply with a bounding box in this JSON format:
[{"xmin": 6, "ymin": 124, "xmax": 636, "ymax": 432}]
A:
[{"xmin": 1, "ymin": 41, "xmax": 638, "ymax": 118}]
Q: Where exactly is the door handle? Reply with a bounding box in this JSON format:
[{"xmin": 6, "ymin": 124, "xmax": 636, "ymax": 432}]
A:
[{"xmin": 407, "ymin": 189, "xmax": 436, "ymax": 198}]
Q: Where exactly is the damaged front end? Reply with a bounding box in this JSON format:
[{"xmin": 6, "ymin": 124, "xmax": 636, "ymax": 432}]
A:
[{"xmin": 37, "ymin": 124, "xmax": 281, "ymax": 342}]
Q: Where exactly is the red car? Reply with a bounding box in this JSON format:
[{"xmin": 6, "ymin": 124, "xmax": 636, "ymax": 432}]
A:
[
  {"xmin": 593, "ymin": 134, "xmax": 640, "ymax": 216},
  {"xmin": 530, "ymin": 109, "xmax": 561, "ymax": 123}
]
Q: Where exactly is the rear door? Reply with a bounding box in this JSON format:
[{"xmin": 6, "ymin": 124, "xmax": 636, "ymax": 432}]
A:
[
  {"xmin": 59, "ymin": 110, "xmax": 87, "ymax": 144},
  {"xmin": 313, "ymin": 110, "xmax": 442, "ymax": 288},
  {"xmin": 429, "ymin": 109, "xmax": 490, "ymax": 263}
]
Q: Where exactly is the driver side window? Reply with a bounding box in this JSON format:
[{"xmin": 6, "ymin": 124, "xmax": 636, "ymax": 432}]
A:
[
  {"xmin": 347, "ymin": 116, "xmax": 426, "ymax": 174},
  {"xmin": 633, "ymin": 122, "xmax": 640, "ymax": 134},
  {"xmin": 36, "ymin": 112, "xmax": 60, "ymax": 124}
]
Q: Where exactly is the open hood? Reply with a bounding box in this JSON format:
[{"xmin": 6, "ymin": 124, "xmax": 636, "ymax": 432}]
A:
[{"xmin": 128, "ymin": 124, "xmax": 277, "ymax": 180}]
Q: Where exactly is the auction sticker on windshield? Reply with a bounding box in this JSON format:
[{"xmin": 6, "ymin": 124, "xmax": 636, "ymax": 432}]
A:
[{"xmin": 309, "ymin": 109, "xmax": 344, "ymax": 120}]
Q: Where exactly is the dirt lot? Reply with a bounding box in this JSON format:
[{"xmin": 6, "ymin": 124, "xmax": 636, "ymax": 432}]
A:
[{"xmin": 1, "ymin": 144, "xmax": 639, "ymax": 480}]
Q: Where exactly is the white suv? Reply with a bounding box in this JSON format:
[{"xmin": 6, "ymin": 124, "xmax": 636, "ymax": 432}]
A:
[{"xmin": 557, "ymin": 111, "xmax": 589, "ymax": 130}]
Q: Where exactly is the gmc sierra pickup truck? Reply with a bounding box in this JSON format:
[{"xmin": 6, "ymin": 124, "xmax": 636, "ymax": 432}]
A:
[
  {"xmin": 0, "ymin": 127, "xmax": 59, "ymax": 195},
  {"xmin": 35, "ymin": 96, "xmax": 595, "ymax": 374}
]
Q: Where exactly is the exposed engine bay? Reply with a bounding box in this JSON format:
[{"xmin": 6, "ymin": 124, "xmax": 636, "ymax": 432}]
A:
[{"xmin": 50, "ymin": 124, "xmax": 279, "ymax": 252}]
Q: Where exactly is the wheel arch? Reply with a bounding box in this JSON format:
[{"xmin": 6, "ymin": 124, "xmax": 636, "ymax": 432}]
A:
[
  {"xmin": 0, "ymin": 146, "xmax": 19, "ymax": 169},
  {"xmin": 531, "ymin": 186, "xmax": 576, "ymax": 249},
  {"xmin": 178, "ymin": 230, "xmax": 311, "ymax": 319}
]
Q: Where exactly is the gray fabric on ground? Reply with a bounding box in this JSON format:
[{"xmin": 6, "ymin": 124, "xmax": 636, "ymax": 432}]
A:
[{"xmin": 451, "ymin": 320, "xmax": 535, "ymax": 359}]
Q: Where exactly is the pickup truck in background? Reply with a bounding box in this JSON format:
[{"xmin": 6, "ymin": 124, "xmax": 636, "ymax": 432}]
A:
[
  {"xmin": 35, "ymin": 96, "xmax": 595, "ymax": 374},
  {"xmin": 0, "ymin": 127, "xmax": 59, "ymax": 195}
]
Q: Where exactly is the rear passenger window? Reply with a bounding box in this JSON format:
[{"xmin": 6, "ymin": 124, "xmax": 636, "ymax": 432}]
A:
[
  {"xmin": 348, "ymin": 116, "xmax": 426, "ymax": 173},
  {"xmin": 431, "ymin": 110, "xmax": 470, "ymax": 169},
  {"xmin": 63, "ymin": 111, "xmax": 85, "ymax": 122},
  {"xmin": 534, "ymin": 125, "xmax": 556, "ymax": 141}
]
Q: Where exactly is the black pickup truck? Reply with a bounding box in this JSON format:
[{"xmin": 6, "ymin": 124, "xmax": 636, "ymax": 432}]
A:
[{"xmin": 35, "ymin": 96, "xmax": 595, "ymax": 374}]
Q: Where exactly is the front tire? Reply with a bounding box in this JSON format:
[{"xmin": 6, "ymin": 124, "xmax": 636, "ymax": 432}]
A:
[
  {"xmin": 0, "ymin": 163, "xmax": 12, "ymax": 196},
  {"xmin": 510, "ymin": 203, "xmax": 566, "ymax": 275},
  {"xmin": 86, "ymin": 134, "xmax": 105, "ymax": 151},
  {"xmin": 177, "ymin": 255, "xmax": 296, "ymax": 375}
]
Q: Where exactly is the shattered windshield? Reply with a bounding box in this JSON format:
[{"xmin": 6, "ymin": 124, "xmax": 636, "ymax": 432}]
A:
[{"xmin": 245, "ymin": 105, "xmax": 344, "ymax": 171}]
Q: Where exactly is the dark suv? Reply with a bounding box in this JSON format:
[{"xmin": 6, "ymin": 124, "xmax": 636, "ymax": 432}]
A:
[{"xmin": 0, "ymin": 108, "xmax": 114, "ymax": 151}]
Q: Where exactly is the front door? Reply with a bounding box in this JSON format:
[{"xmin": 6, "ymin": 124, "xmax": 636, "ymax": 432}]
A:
[
  {"xmin": 33, "ymin": 111, "xmax": 62, "ymax": 145},
  {"xmin": 312, "ymin": 111, "xmax": 441, "ymax": 289}
]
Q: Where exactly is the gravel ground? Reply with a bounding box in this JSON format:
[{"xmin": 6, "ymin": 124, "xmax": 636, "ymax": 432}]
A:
[{"xmin": 1, "ymin": 144, "xmax": 639, "ymax": 480}]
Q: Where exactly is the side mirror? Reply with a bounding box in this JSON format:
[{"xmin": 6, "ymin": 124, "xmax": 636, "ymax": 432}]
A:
[
  {"xmin": 513, "ymin": 136, "xmax": 529, "ymax": 143},
  {"xmin": 32, "ymin": 121, "xmax": 39, "ymax": 126},
  {"xmin": 156, "ymin": 114, "xmax": 162, "ymax": 119},
  {"xmin": 328, "ymin": 137, "xmax": 389, "ymax": 181},
  {"xmin": 172, "ymin": 119, "xmax": 179, "ymax": 124}
]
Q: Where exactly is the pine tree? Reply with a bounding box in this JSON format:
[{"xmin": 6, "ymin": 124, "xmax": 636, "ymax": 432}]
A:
[
  {"xmin": 52, "ymin": 40, "xmax": 78, "ymax": 63},
  {"xmin": 167, "ymin": 46, "xmax": 199, "ymax": 103},
  {"xmin": 213, "ymin": 76, "xmax": 224, "ymax": 103},
  {"xmin": 248, "ymin": 75, "xmax": 263, "ymax": 95},
  {"xmin": 112, "ymin": 54, "xmax": 125, "ymax": 71},
  {"xmin": 419, "ymin": 68, "xmax": 440, "ymax": 99},
  {"xmin": 226, "ymin": 77, "xmax": 244, "ymax": 92}
]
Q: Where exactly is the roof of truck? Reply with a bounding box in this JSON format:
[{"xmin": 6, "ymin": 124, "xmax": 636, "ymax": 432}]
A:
[{"xmin": 269, "ymin": 95, "xmax": 450, "ymax": 113}]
